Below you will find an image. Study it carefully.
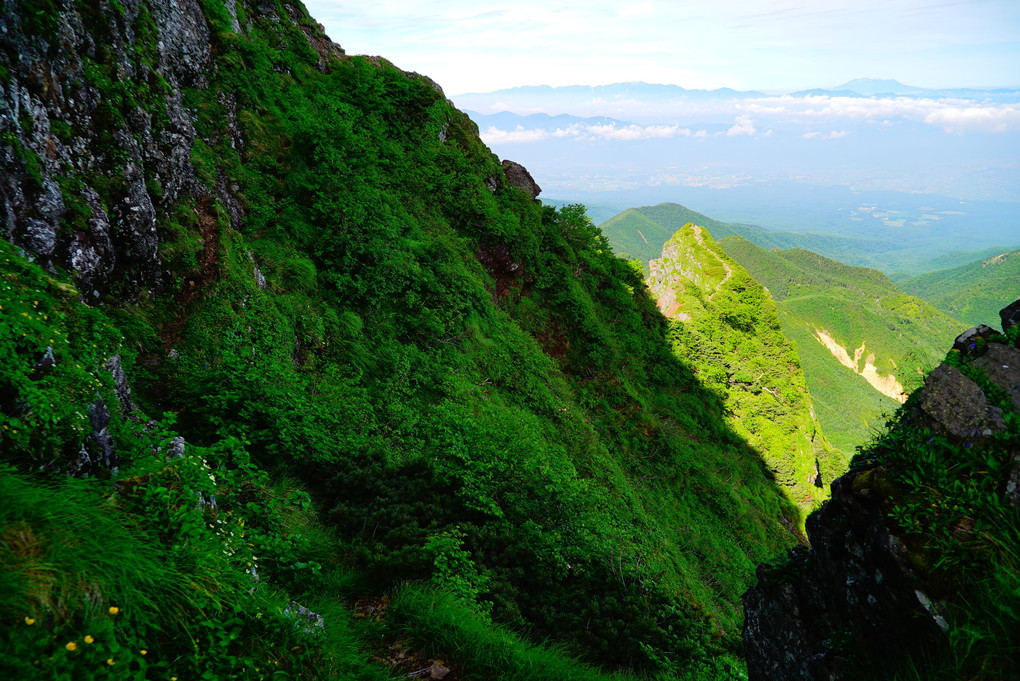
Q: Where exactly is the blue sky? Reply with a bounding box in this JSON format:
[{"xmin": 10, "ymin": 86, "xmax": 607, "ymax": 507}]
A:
[{"xmin": 302, "ymin": 0, "xmax": 1020, "ymax": 95}]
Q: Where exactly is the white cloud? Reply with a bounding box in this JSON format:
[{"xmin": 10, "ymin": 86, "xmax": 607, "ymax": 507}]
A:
[
  {"xmin": 481, "ymin": 126, "xmax": 550, "ymax": 144},
  {"xmin": 479, "ymin": 121, "xmax": 709, "ymax": 144},
  {"xmin": 742, "ymin": 95, "xmax": 1020, "ymax": 133},
  {"xmin": 583, "ymin": 123, "xmax": 688, "ymax": 140},
  {"xmin": 723, "ymin": 115, "xmax": 756, "ymax": 136},
  {"xmin": 802, "ymin": 130, "xmax": 849, "ymax": 139},
  {"xmin": 923, "ymin": 104, "xmax": 1020, "ymax": 133}
]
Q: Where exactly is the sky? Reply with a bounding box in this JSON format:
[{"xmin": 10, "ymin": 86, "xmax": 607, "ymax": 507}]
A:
[{"xmin": 302, "ymin": 0, "xmax": 1020, "ymax": 95}]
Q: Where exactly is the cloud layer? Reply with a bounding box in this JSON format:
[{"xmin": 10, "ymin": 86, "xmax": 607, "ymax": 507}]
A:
[
  {"xmin": 481, "ymin": 122, "xmax": 714, "ymax": 144},
  {"xmin": 477, "ymin": 93, "xmax": 1020, "ymax": 144},
  {"xmin": 739, "ymin": 95, "xmax": 1020, "ymax": 133}
]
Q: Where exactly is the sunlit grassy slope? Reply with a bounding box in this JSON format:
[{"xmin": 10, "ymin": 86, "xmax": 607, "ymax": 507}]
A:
[
  {"xmin": 897, "ymin": 249, "xmax": 1020, "ymax": 327},
  {"xmin": 647, "ymin": 225, "xmax": 847, "ymax": 513},
  {"xmin": 718, "ymin": 237, "xmax": 963, "ymax": 453}
]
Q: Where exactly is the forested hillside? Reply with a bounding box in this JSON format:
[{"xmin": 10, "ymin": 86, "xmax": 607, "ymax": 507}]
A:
[
  {"xmin": 718, "ymin": 237, "xmax": 962, "ymax": 452},
  {"xmin": 897, "ymin": 249, "xmax": 1020, "ymax": 326},
  {"xmin": 646, "ymin": 225, "xmax": 847, "ymax": 512},
  {"xmin": 0, "ymin": 1, "xmax": 802, "ymax": 678}
]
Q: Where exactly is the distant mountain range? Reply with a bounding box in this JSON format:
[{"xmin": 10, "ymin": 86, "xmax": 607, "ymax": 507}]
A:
[
  {"xmin": 456, "ymin": 81, "xmax": 767, "ymax": 101},
  {"xmin": 830, "ymin": 78, "xmax": 928, "ymax": 95},
  {"xmin": 455, "ymin": 79, "xmax": 1020, "ymax": 107},
  {"xmin": 466, "ymin": 111, "xmax": 632, "ymax": 131}
]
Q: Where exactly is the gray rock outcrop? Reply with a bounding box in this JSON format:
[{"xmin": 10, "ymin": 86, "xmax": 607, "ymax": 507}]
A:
[
  {"xmin": 742, "ymin": 466, "xmax": 948, "ymax": 681},
  {"xmin": 0, "ymin": 0, "xmax": 208, "ymax": 295},
  {"xmin": 501, "ymin": 159, "xmax": 542, "ymax": 199}
]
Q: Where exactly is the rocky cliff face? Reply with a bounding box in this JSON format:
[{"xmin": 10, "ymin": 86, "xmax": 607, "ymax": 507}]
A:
[
  {"xmin": 0, "ymin": 0, "xmax": 219, "ymax": 295},
  {"xmin": 743, "ymin": 302, "xmax": 1020, "ymax": 680}
]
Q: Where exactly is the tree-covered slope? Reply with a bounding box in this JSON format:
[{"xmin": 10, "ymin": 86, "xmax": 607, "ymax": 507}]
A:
[
  {"xmin": 0, "ymin": 0, "xmax": 800, "ymax": 677},
  {"xmin": 718, "ymin": 237, "xmax": 963, "ymax": 453},
  {"xmin": 598, "ymin": 202, "xmax": 894, "ymax": 272},
  {"xmin": 897, "ymin": 250, "xmax": 1020, "ymax": 327},
  {"xmin": 646, "ymin": 225, "xmax": 847, "ymax": 513}
]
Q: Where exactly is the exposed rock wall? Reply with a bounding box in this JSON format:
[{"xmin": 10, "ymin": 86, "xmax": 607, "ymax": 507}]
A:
[
  {"xmin": 743, "ymin": 466, "xmax": 947, "ymax": 680},
  {"xmin": 0, "ymin": 0, "xmax": 211, "ymax": 296}
]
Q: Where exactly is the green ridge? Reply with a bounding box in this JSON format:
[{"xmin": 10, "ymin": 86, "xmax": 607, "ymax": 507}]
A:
[
  {"xmin": 599, "ymin": 202, "xmax": 893, "ymax": 273},
  {"xmin": 646, "ymin": 225, "xmax": 847, "ymax": 513}
]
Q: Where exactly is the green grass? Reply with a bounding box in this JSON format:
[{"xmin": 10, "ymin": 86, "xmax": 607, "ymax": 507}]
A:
[
  {"xmin": 0, "ymin": 0, "xmax": 804, "ymax": 675},
  {"xmin": 776, "ymin": 313, "xmax": 898, "ymax": 453},
  {"xmin": 897, "ymin": 249, "xmax": 1020, "ymax": 328},
  {"xmin": 389, "ymin": 584, "xmax": 747, "ymax": 681},
  {"xmin": 718, "ymin": 236, "xmax": 962, "ymax": 453},
  {"xmin": 0, "ymin": 462, "xmax": 385, "ymax": 680},
  {"xmin": 647, "ymin": 225, "xmax": 847, "ymax": 513}
]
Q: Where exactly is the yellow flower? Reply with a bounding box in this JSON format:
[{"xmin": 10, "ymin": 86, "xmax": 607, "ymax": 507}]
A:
[
  {"xmin": 109, "ymin": 606, "xmax": 120, "ymax": 615},
  {"xmin": 84, "ymin": 635, "xmax": 94, "ymax": 644},
  {"xmin": 65, "ymin": 641, "xmax": 77, "ymax": 651},
  {"xmin": 24, "ymin": 616, "xmax": 35, "ymax": 625},
  {"xmin": 106, "ymin": 658, "xmax": 115, "ymax": 665},
  {"xmin": 140, "ymin": 649, "xmax": 147, "ymax": 655}
]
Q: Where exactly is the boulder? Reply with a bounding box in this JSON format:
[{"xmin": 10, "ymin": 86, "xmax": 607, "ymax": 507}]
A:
[
  {"xmin": 915, "ymin": 363, "xmax": 1005, "ymax": 438},
  {"xmin": 1000, "ymin": 298, "xmax": 1020, "ymax": 333},
  {"xmin": 501, "ymin": 160, "xmax": 541, "ymax": 199},
  {"xmin": 973, "ymin": 343, "xmax": 1020, "ymax": 412},
  {"xmin": 952, "ymin": 324, "xmax": 994, "ymax": 354}
]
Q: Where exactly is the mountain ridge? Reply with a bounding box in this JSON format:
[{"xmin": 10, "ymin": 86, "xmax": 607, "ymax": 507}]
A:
[
  {"xmin": 646, "ymin": 224, "xmax": 847, "ymax": 511},
  {"xmin": 897, "ymin": 249, "xmax": 1020, "ymax": 326},
  {"xmin": 598, "ymin": 202, "xmax": 894, "ymax": 274}
]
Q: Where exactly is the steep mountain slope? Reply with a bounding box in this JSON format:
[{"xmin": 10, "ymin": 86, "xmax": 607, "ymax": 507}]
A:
[
  {"xmin": 897, "ymin": 249, "xmax": 1020, "ymax": 327},
  {"xmin": 0, "ymin": 0, "xmax": 800, "ymax": 677},
  {"xmin": 599, "ymin": 202, "xmax": 893, "ymax": 272},
  {"xmin": 718, "ymin": 237, "xmax": 963, "ymax": 452},
  {"xmin": 646, "ymin": 225, "xmax": 847, "ymax": 512}
]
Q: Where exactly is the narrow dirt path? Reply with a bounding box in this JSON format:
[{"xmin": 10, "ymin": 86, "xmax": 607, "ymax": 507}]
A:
[
  {"xmin": 161, "ymin": 195, "xmax": 222, "ymax": 350},
  {"xmin": 692, "ymin": 225, "xmax": 733, "ymax": 301}
]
